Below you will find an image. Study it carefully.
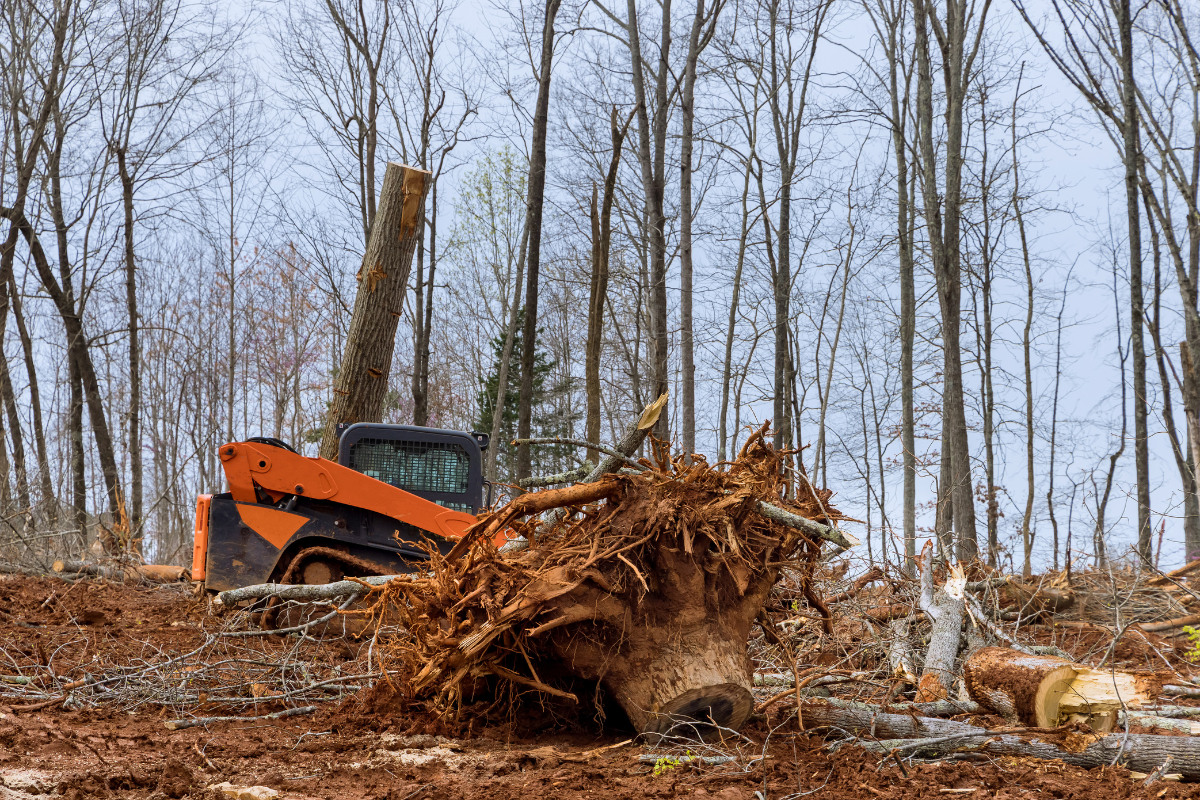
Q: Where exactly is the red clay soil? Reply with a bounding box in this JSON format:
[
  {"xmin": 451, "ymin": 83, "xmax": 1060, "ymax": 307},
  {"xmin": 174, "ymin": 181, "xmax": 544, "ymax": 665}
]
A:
[{"xmin": 0, "ymin": 575, "xmax": 1193, "ymax": 800}]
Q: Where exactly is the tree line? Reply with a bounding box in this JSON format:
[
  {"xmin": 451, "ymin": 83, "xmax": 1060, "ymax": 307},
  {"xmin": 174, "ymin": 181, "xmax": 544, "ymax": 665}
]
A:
[{"xmin": 1, "ymin": 0, "xmax": 1197, "ymax": 575}]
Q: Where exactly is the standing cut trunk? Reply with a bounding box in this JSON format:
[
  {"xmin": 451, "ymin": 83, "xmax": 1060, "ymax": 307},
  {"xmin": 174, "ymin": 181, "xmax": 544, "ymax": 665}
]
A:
[
  {"xmin": 915, "ymin": 542, "xmax": 964, "ymax": 702},
  {"xmin": 319, "ymin": 163, "xmax": 430, "ymax": 459}
]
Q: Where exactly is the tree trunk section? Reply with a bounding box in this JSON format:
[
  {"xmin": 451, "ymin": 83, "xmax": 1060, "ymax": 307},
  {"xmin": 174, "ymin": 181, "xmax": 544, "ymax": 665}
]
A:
[
  {"xmin": 962, "ymin": 646, "xmax": 1161, "ymax": 731},
  {"xmin": 806, "ymin": 698, "xmax": 1200, "ymax": 779},
  {"xmin": 319, "ymin": 163, "xmax": 430, "ymax": 460}
]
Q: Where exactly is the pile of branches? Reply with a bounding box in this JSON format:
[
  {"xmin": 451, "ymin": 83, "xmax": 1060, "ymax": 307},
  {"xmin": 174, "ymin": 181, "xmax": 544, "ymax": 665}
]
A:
[{"xmin": 360, "ymin": 426, "xmax": 848, "ymax": 723}]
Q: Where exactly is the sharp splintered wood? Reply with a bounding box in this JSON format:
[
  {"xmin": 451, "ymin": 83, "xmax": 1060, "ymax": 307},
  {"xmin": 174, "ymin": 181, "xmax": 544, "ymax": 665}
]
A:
[{"xmin": 163, "ymin": 705, "xmax": 318, "ymax": 731}]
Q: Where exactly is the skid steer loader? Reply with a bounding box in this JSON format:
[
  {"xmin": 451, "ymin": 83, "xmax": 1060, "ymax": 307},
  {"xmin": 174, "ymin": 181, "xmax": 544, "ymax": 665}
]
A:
[{"xmin": 191, "ymin": 423, "xmax": 501, "ymax": 592}]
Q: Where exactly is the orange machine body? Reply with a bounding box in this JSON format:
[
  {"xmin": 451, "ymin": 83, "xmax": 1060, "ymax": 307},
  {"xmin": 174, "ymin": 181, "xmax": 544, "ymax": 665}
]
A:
[
  {"xmin": 218, "ymin": 441, "xmax": 482, "ymax": 543},
  {"xmin": 192, "ymin": 432, "xmax": 506, "ymax": 589}
]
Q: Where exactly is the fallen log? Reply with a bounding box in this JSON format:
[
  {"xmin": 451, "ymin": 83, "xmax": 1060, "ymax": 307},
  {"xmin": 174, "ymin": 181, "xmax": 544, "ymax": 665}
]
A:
[
  {"xmin": 51, "ymin": 560, "xmax": 186, "ymax": 584},
  {"xmin": 1120, "ymin": 711, "xmax": 1200, "ymax": 734},
  {"xmin": 214, "ymin": 575, "xmax": 402, "ymax": 606},
  {"xmin": 163, "ymin": 705, "xmax": 317, "ymax": 731},
  {"xmin": 1150, "ymin": 559, "xmax": 1200, "ymax": 586},
  {"xmin": 850, "ymin": 731, "xmax": 1200, "ymax": 778},
  {"xmin": 1138, "ymin": 613, "xmax": 1200, "ymax": 632},
  {"xmin": 1002, "ymin": 578, "xmax": 1076, "ymax": 616},
  {"xmin": 962, "ymin": 646, "xmax": 1163, "ymax": 731},
  {"xmin": 803, "ymin": 698, "xmax": 1200, "ymax": 778}
]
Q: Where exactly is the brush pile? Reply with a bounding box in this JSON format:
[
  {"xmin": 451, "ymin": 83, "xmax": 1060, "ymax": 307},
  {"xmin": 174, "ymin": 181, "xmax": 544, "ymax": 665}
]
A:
[{"xmin": 362, "ymin": 423, "xmax": 847, "ymax": 735}]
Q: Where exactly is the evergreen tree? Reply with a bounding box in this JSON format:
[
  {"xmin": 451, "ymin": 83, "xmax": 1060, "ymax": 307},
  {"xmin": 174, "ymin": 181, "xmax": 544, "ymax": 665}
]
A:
[{"xmin": 476, "ymin": 308, "xmax": 575, "ymax": 484}]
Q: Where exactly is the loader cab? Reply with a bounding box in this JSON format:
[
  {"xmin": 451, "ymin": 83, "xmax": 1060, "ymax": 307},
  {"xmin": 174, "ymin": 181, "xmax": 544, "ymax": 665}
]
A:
[{"xmin": 335, "ymin": 423, "xmax": 490, "ymax": 514}]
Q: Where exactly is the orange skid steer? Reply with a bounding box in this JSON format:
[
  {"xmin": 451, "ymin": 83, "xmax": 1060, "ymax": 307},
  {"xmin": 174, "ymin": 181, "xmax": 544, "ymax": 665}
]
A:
[{"xmin": 191, "ymin": 423, "xmax": 503, "ymax": 592}]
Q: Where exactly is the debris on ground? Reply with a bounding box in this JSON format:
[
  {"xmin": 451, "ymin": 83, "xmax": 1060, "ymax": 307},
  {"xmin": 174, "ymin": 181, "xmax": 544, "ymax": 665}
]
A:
[{"xmin": 5, "ymin": 426, "xmax": 1200, "ymax": 796}]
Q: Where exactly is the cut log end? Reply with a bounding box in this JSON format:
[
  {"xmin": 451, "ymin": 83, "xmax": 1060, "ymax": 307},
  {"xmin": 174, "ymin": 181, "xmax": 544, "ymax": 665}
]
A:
[
  {"xmin": 963, "ymin": 647, "xmax": 1158, "ymax": 731},
  {"xmin": 642, "ymin": 683, "xmax": 753, "ymax": 738}
]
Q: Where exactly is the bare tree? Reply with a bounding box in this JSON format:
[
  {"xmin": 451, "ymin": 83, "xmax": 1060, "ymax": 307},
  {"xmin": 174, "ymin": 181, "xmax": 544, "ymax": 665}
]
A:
[
  {"xmin": 586, "ymin": 109, "xmax": 629, "ymax": 466},
  {"xmin": 514, "ymin": 0, "xmax": 561, "ymax": 481},
  {"xmin": 678, "ymin": 0, "xmax": 724, "ymax": 456},
  {"xmin": 911, "ymin": 0, "xmax": 989, "ymax": 560},
  {"xmin": 1013, "ymin": 0, "xmax": 1154, "ymax": 564}
]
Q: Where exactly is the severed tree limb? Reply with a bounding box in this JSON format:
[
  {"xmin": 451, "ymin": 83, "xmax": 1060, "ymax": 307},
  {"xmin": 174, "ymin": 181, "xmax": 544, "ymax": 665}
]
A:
[
  {"xmin": 753, "ymin": 500, "xmax": 857, "ymax": 550},
  {"xmin": 214, "ymin": 575, "xmax": 404, "ymax": 607},
  {"xmin": 804, "ymin": 697, "xmax": 1200, "ymax": 777},
  {"xmin": 848, "ymin": 731, "xmax": 1200, "ymax": 779},
  {"xmin": 827, "ymin": 566, "xmax": 884, "ymax": 604},
  {"xmin": 507, "ymin": 394, "xmax": 859, "ymax": 553},
  {"xmin": 164, "ymin": 705, "xmax": 318, "ymax": 731},
  {"xmin": 1141, "ymin": 755, "xmax": 1176, "ymax": 786},
  {"xmin": 219, "ymin": 593, "xmax": 362, "ymax": 638},
  {"xmin": 518, "ymin": 461, "xmax": 596, "ymax": 489},
  {"xmin": 501, "ymin": 395, "xmax": 667, "ymax": 553},
  {"xmin": 963, "ymin": 593, "xmax": 1036, "ymax": 654},
  {"xmin": 515, "ymin": 440, "xmax": 647, "ymax": 473}
]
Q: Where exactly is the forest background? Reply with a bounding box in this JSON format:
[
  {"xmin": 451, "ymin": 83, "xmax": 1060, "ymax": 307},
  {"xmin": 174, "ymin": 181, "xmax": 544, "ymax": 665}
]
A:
[{"xmin": 2, "ymin": 0, "xmax": 1196, "ymax": 578}]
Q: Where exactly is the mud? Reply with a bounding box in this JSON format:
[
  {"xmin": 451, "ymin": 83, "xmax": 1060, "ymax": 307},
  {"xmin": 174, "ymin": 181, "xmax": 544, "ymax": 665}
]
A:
[{"xmin": 0, "ymin": 575, "xmax": 1194, "ymax": 799}]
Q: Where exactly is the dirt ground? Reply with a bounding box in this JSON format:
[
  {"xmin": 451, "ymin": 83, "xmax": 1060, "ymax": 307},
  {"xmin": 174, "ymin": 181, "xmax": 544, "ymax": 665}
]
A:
[{"xmin": 0, "ymin": 575, "xmax": 1194, "ymax": 800}]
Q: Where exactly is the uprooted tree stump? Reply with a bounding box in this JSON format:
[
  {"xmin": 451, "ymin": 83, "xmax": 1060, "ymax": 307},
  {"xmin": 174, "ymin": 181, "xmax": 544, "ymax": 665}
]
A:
[{"xmin": 365, "ymin": 420, "xmax": 850, "ymax": 736}]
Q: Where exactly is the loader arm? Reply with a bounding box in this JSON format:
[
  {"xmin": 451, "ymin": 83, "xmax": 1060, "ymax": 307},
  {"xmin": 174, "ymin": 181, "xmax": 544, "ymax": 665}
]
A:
[{"xmin": 219, "ymin": 441, "xmax": 479, "ymax": 541}]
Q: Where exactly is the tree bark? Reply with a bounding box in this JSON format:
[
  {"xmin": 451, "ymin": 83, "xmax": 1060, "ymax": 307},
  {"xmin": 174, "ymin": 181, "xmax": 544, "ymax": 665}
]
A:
[
  {"xmin": 319, "ymin": 163, "xmax": 430, "ymax": 459},
  {"xmin": 586, "ymin": 110, "xmax": 627, "ymax": 467},
  {"xmin": 624, "ymin": 0, "xmax": 672, "ymax": 443},
  {"xmin": 1115, "ymin": 0, "xmax": 1151, "ymax": 563},
  {"xmin": 515, "ymin": 0, "xmax": 562, "ymax": 480},
  {"xmin": 4, "ymin": 207, "xmax": 122, "ymax": 529},
  {"xmin": 485, "ymin": 220, "xmax": 528, "ymax": 484},
  {"xmin": 911, "ymin": 0, "xmax": 982, "ymax": 560},
  {"xmin": 6, "ymin": 263, "xmax": 54, "ymax": 528},
  {"xmin": 678, "ymin": 0, "xmax": 717, "ymax": 458},
  {"xmin": 0, "ymin": 250, "xmax": 32, "ymax": 530},
  {"xmin": 1013, "ymin": 77, "xmax": 1036, "ymax": 580},
  {"xmin": 718, "ymin": 158, "xmax": 752, "ymax": 465},
  {"xmin": 117, "ymin": 148, "xmax": 142, "ymax": 543}
]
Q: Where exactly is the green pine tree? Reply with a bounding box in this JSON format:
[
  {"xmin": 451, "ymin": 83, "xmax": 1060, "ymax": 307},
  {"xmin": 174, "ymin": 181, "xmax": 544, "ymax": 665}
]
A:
[{"xmin": 476, "ymin": 308, "xmax": 576, "ymax": 483}]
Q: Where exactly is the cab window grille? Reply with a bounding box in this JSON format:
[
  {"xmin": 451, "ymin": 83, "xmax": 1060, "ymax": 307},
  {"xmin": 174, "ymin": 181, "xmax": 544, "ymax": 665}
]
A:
[{"xmin": 348, "ymin": 438, "xmax": 471, "ymax": 497}]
